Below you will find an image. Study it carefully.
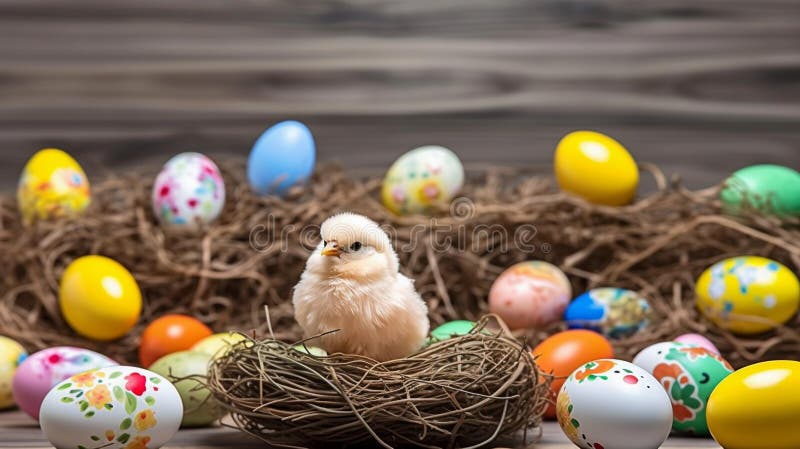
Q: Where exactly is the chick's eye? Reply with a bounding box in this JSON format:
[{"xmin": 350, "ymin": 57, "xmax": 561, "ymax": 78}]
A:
[
  {"xmin": 323, "ymin": 240, "xmax": 328, "ymax": 246},
  {"xmin": 350, "ymin": 242, "xmax": 362, "ymax": 251}
]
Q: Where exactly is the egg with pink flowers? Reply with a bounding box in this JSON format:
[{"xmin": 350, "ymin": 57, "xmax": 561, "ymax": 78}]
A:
[
  {"xmin": 488, "ymin": 261, "xmax": 572, "ymax": 329},
  {"xmin": 152, "ymin": 152, "xmax": 225, "ymax": 229}
]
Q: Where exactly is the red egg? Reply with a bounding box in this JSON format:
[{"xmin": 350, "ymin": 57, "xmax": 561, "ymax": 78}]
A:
[{"xmin": 489, "ymin": 261, "xmax": 571, "ymax": 329}]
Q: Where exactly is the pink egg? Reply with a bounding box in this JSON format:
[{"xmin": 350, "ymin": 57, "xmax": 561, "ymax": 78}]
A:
[
  {"xmin": 674, "ymin": 333, "xmax": 719, "ymax": 354},
  {"xmin": 488, "ymin": 261, "xmax": 571, "ymax": 329}
]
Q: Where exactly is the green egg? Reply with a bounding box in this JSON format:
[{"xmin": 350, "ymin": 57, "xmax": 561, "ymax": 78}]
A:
[
  {"xmin": 428, "ymin": 320, "xmax": 477, "ymax": 343},
  {"xmin": 149, "ymin": 350, "xmax": 223, "ymax": 427},
  {"xmin": 720, "ymin": 164, "xmax": 800, "ymax": 216}
]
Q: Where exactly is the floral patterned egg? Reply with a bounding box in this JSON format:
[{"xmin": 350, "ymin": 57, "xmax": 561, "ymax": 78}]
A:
[
  {"xmin": 39, "ymin": 365, "xmax": 182, "ymax": 449},
  {"xmin": 0, "ymin": 336, "xmax": 27, "ymax": 409},
  {"xmin": 12, "ymin": 346, "xmax": 117, "ymax": 419},
  {"xmin": 564, "ymin": 288, "xmax": 651, "ymax": 338},
  {"xmin": 17, "ymin": 148, "xmax": 90, "ymax": 223},
  {"xmin": 633, "ymin": 342, "xmax": 734, "ymax": 436},
  {"xmin": 557, "ymin": 359, "xmax": 672, "ymax": 449},
  {"xmin": 381, "ymin": 145, "xmax": 464, "ymax": 215},
  {"xmin": 696, "ymin": 256, "xmax": 800, "ymax": 335},
  {"xmin": 489, "ymin": 261, "xmax": 572, "ymax": 329},
  {"xmin": 152, "ymin": 152, "xmax": 225, "ymax": 229}
]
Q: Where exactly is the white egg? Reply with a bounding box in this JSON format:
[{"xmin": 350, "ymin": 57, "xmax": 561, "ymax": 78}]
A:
[
  {"xmin": 631, "ymin": 342, "xmax": 685, "ymax": 373},
  {"xmin": 39, "ymin": 365, "xmax": 182, "ymax": 449},
  {"xmin": 152, "ymin": 152, "xmax": 225, "ymax": 229}
]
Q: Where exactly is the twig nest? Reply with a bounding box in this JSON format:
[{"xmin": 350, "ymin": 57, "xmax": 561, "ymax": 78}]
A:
[{"xmin": 207, "ymin": 317, "xmax": 548, "ymax": 448}]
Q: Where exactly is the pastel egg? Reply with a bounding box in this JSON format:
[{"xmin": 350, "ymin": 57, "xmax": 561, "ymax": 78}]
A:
[
  {"xmin": 707, "ymin": 360, "xmax": 800, "ymax": 449},
  {"xmin": 247, "ymin": 120, "xmax": 316, "ymax": 196},
  {"xmin": 557, "ymin": 359, "xmax": 672, "ymax": 449},
  {"xmin": 381, "ymin": 145, "xmax": 464, "ymax": 215},
  {"xmin": 428, "ymin": 320, "xmax": 476, "ymax": 343},
  {"xmin": 695, "ymin": 256, "xmax": 800, "ymax": 334},
  {"xmin": 59, "ymin": 255, "xmax": 142, "ymax": 341},
  {"xmin": 674, "ymin": 333, "xmax": 719, "ymax": 354},
  {"xmin": 292, "ymin": 345, "xmax": 328, "ymax": 357},
  {"xmin": 39, "ymin": 365, "xmax": 182, "ymax": 449},
  {"xmin": 152, "ymin": 152, "xmax": 225, "ymax": 229},
  {"xmin": 0, "ymin": 336, "xmax": 27, "ymax": 409},
  {"xmin": 633, "ymin": 342, "xmax": 734, "ymax": 435},
  {"xmin": 149, "ymin": 351, "xmax": 222, "ymax": 427},
  {"xmin": 489, "ymin": 261, "xmax": 572, "ymax": 329},
  {"xmin": 191, "ymin": 332, "xmax": 248, "ymax": 359},
  {"xmin": 17, "ymin": 148, "xmax": 91, "ymax": 223},
  {"xmin": 564, "ymin": 288, "xmax": 651, "ymax": 338},
  {"xmin": 554, "ymin": 130, "xmax": 638, "ymax": 206},
  {"xmin": 12, "ymin": 346, "xmax": 116, "ymax": 419},
  {"xmin": 720, "ymin": 164, "xmax": 800, "ymax": 216}
]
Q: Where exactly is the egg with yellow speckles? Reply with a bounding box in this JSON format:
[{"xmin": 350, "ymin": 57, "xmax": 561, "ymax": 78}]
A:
[
  {"xmin": 0, "ymin": 336, "xmax": 27, "ymax": 409},
  {"xmin": 17, "ymin": 148, "xmax": 90, "ymax": 223},
  {"xmin": 696, "ymin": 256, "xmax": 800, "ymax": 334},
  {"xmin": 554, "ymin": 130, "xmax": 638, "ymax": 206},
  {"xmin": 381, "ymin": 145, "xmax": 464, "ymax": 215}
]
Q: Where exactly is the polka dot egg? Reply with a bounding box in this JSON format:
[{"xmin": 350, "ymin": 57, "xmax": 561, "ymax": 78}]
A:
[{"xmin": 152, "ymin": 152, "xmax": 225, "ymax": 229}]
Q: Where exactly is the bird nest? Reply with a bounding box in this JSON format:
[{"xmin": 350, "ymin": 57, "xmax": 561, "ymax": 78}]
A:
[{"xmin": 207, "ymin": 316, "xmax": 547, "ymax": 449}]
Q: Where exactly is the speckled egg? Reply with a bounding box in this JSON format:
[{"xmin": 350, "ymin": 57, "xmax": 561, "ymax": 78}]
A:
[
  {"xmin": 488, "ymin": 261, "xmax": 571, "ymax": 329},
  {"xmin": 0, "ymin": 336, "xmax": 27, "ymax": 409},
  {"xmin": 381, "ymin": 145, "xmax": 464, "ymax": 215},
  {"xmin": 564, "ymin": 288, "xmax": 651, "ymax": 338},
  {"xmin": 557, "ymin": 359, "xmax": 672, "ymax": 449},
  {"xmin": 152, "ymin": 152, "xmax": 225, "ymax": 229},
  {"xmin": 696, "ymin": 256, "xmax": 800, "ymax": 334},
  {"xmin": 39, "ymin": 365, "xmax": 182, "ymax": 449},
  {"xmin": 17, "ymin": 148, "xmax": 90, "ymax": 223},
  {"xmin": 12, "ymin": 346, "xmax": 117, "ymax": 419},
  {"xmin": 633, "ymin": 342, "xmax": 734, "ymax": 435},
  {"xmin": 720, "ymin": 164, "xmax": 800, "ymax": 216},
  {"xmin": 149, "ymin": 351, "xmax": 221, "ymax": 427}
]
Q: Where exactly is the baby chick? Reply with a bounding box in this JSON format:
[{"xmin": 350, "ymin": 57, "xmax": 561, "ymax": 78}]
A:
[{"xmin": 292, "ymin": 213, "xmax": 430, "ymax": 361}]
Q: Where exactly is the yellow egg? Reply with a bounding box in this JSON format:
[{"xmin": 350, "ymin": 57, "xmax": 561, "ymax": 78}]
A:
[
  {"xmin": 707, "ymin": 360, "xmax": 800, "ymax": 449},
  {"xmin": 191, "ymin": 332, "xmax": 248, "ymax": 359},
  {"xmin": 59, "ymin": 255, "xmax": 142, "ymax": 341},
  {"xmin": 381, "ymin": 145, "xmax": 464, "ymax": 215},
  {"xmin": 696, "ymin": 256, "xmax": 799, "ymax": 334},
  {"xmin": 554, "ymin": 131, "xmax": 638, "ymax": 206},
  {"xmin": 0, "ymin": 336, "xmax": 27, "ymax": 409},
  {"xmin": 17, "ymin": 148, "xmax": 90, "ymax": 223}
]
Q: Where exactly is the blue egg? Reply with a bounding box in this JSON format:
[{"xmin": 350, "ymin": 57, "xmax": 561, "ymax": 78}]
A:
[
  {"xmin": 564, "ymin": 287, "xmax": 651, "ymax": 338},
  {"xmin": 247, "ymin": 120, "xmax": 316, "ymax": 196}
]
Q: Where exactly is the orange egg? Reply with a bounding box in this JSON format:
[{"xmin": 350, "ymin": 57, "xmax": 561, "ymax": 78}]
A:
[
  {"xmin": 139, "ymin": 314, "xmax": 212, "ymax": 368},
  {"xmin": 532, "ymin": 329, "xmax": 614, "ymax": 418}
]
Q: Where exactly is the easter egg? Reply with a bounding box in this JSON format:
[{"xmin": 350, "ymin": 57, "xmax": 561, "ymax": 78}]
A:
[
  {"xmin": 674, "ymin": 333, "xmax": 719, "ymax": 354},
  {"xmin": 59, "ymin": 255, "xmax": 142, "ymax": 341},
  {"xmin": 695, "ymin": 256, "xmax": 800, "ymax": 334},
  {"xmin": 564, "ymin": 288, "xmax": 651, "ymax": 338},
  {"xmin": 428, "ymin": 320, "xmax": 476, "ymax": 342},
  {"xmin": 488, "ymin": 261, "xmax": 571, "ymax": 329},
  {"xmin": 17, "ymin": 148, "xmax": 91, "ymax": 223},
  {"xmin": 247, "ymin": 120, "xmax": 315, "ymax": 196},
  {"xmin": 149, "ymin": 351, "xmax": 222, "ymax": 427},
  {"xmin": 554, "ymin": 130, "xmax": 639, "ymax": 206},
  {"xmin": 557, "ymin": 359, "xmax": 672, "ymax": 449},
  {"xmin": 720, "ymin": 164, "xmax": 800, "ymax": 216},
  {"xmin": 139, "ymin": 315, "xmax": 212, "ymax": 368},
  {"xmin": 39, "ymin": 365, "xmax": 182, "ymax": 449},
  {"xmin": 532, "ymin": 330, "xmax": 614, "ymax": 419},
  {"xmin": 292, "ymin": 345, "xmax": 328, "ymax": 357},
  {"xmin": 633, "ymin": 342, "xmax": 733, "ymax": 435},
  {"xmin": 0, "ymin": 336, "xmax": 27, "ymax": 409},
  {"xmin": 707, "ymin": 360, "xmax": 800, "ymax": 449},
  {"xmin": 191, "ymin": 332, "xmax": 247, "ymax": 359},
  {"xmin": 381, "ymin": 145, "xmax": 464, "ymax": 215},
  {"xmin": 152, "ymin": 152, "xmax": 225, "ymax": 229},
  {"xmin": 12, "ymin": 346, "xmax": 116, "ymax": 419}
]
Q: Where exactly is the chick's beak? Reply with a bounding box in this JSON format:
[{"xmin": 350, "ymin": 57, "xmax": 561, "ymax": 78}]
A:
[{"xmin": 321, "ymin": 240, "xmax": 341, "ymax": 257}]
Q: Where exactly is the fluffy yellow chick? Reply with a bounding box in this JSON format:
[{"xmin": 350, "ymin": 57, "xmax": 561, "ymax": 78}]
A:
[{"xmin": 292, "ymin": 213, "xmax": 430, "ymax": 361}]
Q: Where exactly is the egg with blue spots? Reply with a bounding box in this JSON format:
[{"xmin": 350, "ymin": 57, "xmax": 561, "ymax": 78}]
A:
[
  {"xmin": 564, "ymin": 288, "xmax": 651, "ymax": 338},
  {"xmin": 247, "ymin": 120, "xmax": 316, "ymax": 196},
  {"xmin": 152, "ymin": 152, "xmax": 225, "ymax": 229}
]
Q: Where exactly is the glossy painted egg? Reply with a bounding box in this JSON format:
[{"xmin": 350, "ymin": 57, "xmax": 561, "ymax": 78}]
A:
[
  {"xmin": 564, "ymin": 288, "xmax": 651, "ymax": 338},
  {"xmin": 428, "ymin": 320, "xmax": 476, "ymax": 342},
  {"xmin": 149, "ymin": 351, "xmax": 221, "ymax": 427},
  {"xmin": 12, "ymin": 346, "xmax": 116, "ymax": 419},
  {"xmin": 674, "ymin": 333, "xmax": 719, "ymax": 354},
  {"xmin": 191, "ymin": 332, "xmax": 247, "ymax": 359},
  {"xmin": 139, "ymin": 315, "xmax": 212, "ymax": 368},
  {"xmin": 59, "ymin": 255, "xmax": 142, "ymax": 341},
  {"xmin": 633, "ymin": 342, "xmax": 733, "ymax": 435},
  {"xmin": 557, "ymin": 359, "xmax": 672, "ymax": 449},
  {"xmin": 720, "ymin": 164, "xmax": 800, "ymax": 216},
  {"xmin": 381, "ymin": 145, "xmax": 464, "ymax": 215},
  {"xmin": 696, "ymin": 256, "xmax": 800, "ymax": 334},
  {"xmin": 707, "ymin": 360, "xmax": 800, "ymax": 449},
  {"xmin": 488, "ymin": 261, "xmax": 572, "ymax": 329},
  {"xmin": 247, "ymin": 120, "xmax": 315, "ymax": 196},
  {"xmin": 554, "ymin": 130, "xmax": 638, "ymax": 206},
  {"xmin": 17, "ymin": 148, "xmax": 91, "ymax": 223},
  {"xmin": 152, "ymin": 152, "xmax": 225, "ymax": 229},
  {"xmin": 39, "ymin": 365, "xmax": 182, "ymax": 449},
  {"xmin": 532, "ymin": 330, "xmax": 614, "ymax": 419},
  {"xmin": 0, "ymin": 336, "xmax": 27, "ymax": 409}
]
